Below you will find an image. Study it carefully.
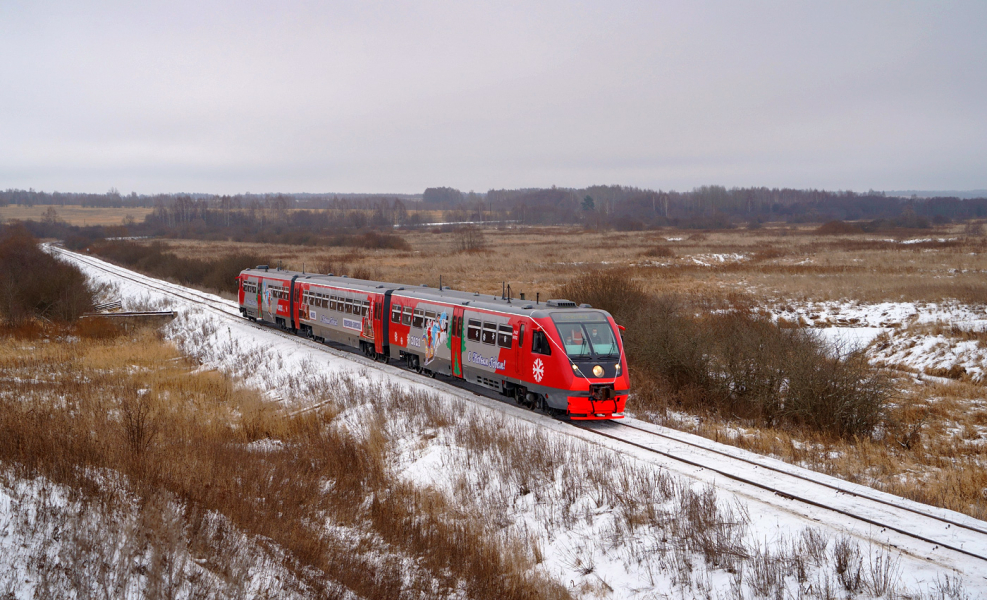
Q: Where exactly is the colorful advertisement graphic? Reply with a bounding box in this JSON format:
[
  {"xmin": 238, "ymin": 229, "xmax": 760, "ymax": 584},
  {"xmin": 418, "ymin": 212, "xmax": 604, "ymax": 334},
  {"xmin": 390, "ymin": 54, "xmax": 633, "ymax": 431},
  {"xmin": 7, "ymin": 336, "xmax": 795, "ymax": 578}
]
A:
[{"xmin": 422, "ymin": 311, "xmax": 449, "ymax": 366}]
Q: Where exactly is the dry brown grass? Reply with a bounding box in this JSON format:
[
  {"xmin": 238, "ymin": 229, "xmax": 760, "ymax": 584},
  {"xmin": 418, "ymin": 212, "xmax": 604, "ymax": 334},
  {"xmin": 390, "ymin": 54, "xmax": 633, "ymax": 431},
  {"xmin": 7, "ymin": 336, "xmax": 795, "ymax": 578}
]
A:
[
  {"xmin": 0, "ymin": 323, "xmax": 568, "ymax": 599},
  {"xmin": 147, "ymin": 222, "xmax": 987, "ymax": 303},
  {"xmin": 0, "ymin": 204, "xmax": 154, "ymax": 226}
]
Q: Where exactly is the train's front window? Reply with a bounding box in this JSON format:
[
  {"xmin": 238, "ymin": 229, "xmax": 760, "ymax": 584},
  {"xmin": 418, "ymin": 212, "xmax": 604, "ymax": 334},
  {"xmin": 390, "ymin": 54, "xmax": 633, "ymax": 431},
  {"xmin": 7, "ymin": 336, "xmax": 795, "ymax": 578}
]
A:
[
  {"xmin": 555, "ymin": 323, "xmax": 592, "ymax": 359},
  {"xmin": 586, "ymin": 323, "xmax": 618, "ymax": 357},
  {"xmin": 551, "ymin": 312, "xmax": 620, "ymax": 359}
]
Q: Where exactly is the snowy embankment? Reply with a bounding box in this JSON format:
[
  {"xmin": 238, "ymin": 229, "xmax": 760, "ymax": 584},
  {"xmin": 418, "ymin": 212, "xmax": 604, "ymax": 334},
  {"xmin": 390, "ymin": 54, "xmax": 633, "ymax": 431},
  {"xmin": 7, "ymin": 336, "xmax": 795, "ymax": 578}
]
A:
[
  {"xmin": 771, "ymin": 300, "xmax": 987, "ymax": 381},
  {"xmin": 7, "ymin": 246, "xmax": 983, "ymax": 598}
]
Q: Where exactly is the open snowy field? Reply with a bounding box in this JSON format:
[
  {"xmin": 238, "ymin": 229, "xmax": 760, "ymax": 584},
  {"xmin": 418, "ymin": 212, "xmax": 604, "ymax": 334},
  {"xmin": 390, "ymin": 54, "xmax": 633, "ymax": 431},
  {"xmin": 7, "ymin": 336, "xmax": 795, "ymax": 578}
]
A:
[{"xmin": 3, "ymin": 245, "xmax": 982, "ymax": 598}]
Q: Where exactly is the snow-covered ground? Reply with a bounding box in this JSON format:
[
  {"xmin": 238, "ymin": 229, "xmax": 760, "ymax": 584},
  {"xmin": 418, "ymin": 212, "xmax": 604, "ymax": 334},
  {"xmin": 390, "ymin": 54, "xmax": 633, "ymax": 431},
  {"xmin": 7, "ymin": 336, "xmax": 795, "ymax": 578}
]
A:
[
  {"xmin": 0, "ymin": 468, "xmax": 328, "ymax": 599},
  {"xmin": 7, "ymin": 246, "xmax": 984, "ymax": 598},
  {"xmin": 768, "ymin": 299, "xmax": 987, "ymax": 380}
]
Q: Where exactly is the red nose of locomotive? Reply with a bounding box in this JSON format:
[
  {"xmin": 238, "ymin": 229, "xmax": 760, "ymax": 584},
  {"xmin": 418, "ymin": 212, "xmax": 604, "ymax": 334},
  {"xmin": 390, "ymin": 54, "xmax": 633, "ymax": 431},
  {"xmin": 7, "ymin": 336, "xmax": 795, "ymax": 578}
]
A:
[
  {"xmin": 563, "ymin": 359, "xmax": 629, "ymax": 420},
  {"xmin": 540, "ymin": 311, "xmax": 629, "ymax": 420}
]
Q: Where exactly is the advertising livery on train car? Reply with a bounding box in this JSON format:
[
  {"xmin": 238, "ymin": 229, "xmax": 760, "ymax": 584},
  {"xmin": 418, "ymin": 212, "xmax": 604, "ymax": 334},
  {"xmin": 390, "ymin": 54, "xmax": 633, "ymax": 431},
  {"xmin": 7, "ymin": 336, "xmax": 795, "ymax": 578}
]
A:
[{"xmin": 237, "ymin": 266, "xmax": 628, "ymax": 420}]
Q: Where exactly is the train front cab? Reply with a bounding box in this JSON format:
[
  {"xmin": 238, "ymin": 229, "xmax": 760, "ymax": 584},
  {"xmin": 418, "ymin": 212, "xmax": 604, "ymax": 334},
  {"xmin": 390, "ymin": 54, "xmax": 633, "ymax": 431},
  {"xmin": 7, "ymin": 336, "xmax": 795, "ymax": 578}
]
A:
[{"xmin": 531, "ymin": 309, "xmax": 629, "ymax": 420}]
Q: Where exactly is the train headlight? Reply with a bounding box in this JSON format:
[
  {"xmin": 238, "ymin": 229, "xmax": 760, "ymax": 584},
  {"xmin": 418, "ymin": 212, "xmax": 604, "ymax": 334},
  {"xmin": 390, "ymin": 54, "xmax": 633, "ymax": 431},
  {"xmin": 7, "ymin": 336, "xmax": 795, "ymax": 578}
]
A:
[
  {"xmin": 592, "ymin": 365, "xmax": 604, "ymax": 377},
  {"xmin": 614, "ymin": 363, "xmax": 621, "ymax": 375}
]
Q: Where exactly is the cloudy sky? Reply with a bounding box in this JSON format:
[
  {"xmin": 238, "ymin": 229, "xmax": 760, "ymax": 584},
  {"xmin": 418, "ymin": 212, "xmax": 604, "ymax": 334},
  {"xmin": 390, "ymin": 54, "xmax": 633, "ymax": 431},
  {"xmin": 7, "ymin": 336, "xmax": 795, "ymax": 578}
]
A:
[{"xmin": 1, "ymin": 1, "xmax": 985, "ymax": 194}]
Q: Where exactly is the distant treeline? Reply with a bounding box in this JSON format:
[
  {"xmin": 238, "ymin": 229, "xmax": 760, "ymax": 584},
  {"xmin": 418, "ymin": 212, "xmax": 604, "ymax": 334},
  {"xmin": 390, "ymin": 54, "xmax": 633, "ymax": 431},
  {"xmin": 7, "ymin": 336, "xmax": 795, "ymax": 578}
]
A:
[
  {"xmin": 7, "ymin": 186, "xmax": 987, "ymax": 243},
  {"xmin": 475, "ymin": 185, "xmax": 987, "ymax": 229},
  {"xmin": 0, "ymin": 189, "xmax": 421, "ymax": 209},
  {"xmin": 422, "ymin": 185, "xmax": 987, "ymax": 229}
]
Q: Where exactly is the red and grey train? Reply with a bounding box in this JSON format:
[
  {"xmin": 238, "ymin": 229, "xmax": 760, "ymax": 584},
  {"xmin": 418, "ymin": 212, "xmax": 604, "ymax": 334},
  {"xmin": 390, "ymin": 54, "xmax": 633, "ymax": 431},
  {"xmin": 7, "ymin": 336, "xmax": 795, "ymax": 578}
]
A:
[{"xmin": 236, "ymin": 266, "xmax": 628, "ymax": 419}]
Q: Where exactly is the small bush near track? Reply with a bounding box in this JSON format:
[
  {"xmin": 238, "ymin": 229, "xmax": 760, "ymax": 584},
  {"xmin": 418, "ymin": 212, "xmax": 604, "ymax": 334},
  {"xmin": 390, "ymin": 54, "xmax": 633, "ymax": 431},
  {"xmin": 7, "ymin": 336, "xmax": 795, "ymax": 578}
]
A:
[
  {"xmin": 90, "ymin": 240, "xmax": 269, "ymax": 295},
  {"xmin": 557, "ymin": 270, "xmax": 889, "ymax": 438},
  {"xmin": 0, "ymin": 224, "xmax": 94, "ymax": 324}
]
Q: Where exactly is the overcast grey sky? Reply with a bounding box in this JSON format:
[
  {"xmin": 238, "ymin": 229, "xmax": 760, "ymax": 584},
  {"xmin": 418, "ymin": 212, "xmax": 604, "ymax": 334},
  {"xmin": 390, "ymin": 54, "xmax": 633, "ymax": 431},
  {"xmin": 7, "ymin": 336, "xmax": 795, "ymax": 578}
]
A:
[{"xmin": 1, "ymin": 1, "xmax": 985, "ymax": 194}]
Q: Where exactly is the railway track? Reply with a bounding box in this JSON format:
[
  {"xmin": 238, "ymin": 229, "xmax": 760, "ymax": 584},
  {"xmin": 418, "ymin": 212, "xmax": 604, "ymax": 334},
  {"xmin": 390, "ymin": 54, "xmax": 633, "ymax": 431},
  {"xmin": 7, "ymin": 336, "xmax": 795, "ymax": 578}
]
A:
[
  {"xmin": 576, "ymin": 420, "xmax": 987, "ymax": 567},
  {"xmin": 52, "ymin": 245, "xmax": 987, "ymax": 576}
]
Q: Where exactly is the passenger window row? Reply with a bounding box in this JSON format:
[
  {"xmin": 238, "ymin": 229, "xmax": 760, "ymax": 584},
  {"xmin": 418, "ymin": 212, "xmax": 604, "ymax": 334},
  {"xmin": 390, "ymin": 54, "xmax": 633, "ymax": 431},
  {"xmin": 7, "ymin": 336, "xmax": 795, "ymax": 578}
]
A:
[
  {"xmin": 389, "ymin": 304, "xmax": 448, "ymax": 332},
  {"xmin": 466, "ymin": 319, "xmax": 513, "ymax": 349}
]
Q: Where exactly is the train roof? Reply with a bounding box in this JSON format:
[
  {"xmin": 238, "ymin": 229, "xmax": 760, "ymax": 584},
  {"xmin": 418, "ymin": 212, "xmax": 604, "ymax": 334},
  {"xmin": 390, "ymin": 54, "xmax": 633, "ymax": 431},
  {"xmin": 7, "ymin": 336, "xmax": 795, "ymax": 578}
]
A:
[{"xmin": 240, "ymin": 267, "xmax": 609, "ymax": 319}]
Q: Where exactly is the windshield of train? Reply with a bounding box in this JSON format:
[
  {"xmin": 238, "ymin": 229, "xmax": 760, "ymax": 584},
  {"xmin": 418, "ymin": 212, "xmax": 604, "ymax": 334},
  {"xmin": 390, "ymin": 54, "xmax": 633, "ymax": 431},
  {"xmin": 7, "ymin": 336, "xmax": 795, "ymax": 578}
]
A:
[{"xmin": 550, "ymin": 312, "xmax": 619, "ymax": 359}]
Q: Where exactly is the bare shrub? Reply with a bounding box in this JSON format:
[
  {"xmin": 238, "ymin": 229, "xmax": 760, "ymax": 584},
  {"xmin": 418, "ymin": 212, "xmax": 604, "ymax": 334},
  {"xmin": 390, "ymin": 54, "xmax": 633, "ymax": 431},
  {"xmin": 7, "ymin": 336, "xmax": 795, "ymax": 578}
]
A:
[
  {"xmin": 358, "ymin": 231, "xmax": 410, "ymax": 250},
  {"xmin": 816, "ymin": 220, "xmax": 863, "ymax": 234},
  {"xmin": 559, "ymin": 270, "xmax": 890, "ymax": 438},
  {"xmin": 554, "ymin": 268, "xmax": 649, "ymax": 320},
  {"xmin": 932, "ymin": 572, "xmax": 971, "ymax": 600},
  {"xmin": 641, "ymin": 245, "xmax": 674, "ymax": 258},
  {"xmin": 784, "ymin": 346, "xmax": 889, "ymax": 438},
  {"xmin": 456, "ymin": 225, "xmax": 486, "ymax": 252},
  {"xmin": 833, "ymin": 536, "xmax": 863, "ymax": 593},
  {"xmin": 798, "ymin": 528, "xmax": 830, "ymax": 566},
  {"xmin": 90, "ymin": 240, "xmax": 269, "ymax": 295},
  {"xmin": 865, "ymin": 545, "xmax": 902, "ymax": 597},
  {"xmin": 121, "ymin": 391, "xmax": 158, "ymax": 461},
  {"xmin": 0, "ymin": 224, "xmax": 94, "ymax": 324}
]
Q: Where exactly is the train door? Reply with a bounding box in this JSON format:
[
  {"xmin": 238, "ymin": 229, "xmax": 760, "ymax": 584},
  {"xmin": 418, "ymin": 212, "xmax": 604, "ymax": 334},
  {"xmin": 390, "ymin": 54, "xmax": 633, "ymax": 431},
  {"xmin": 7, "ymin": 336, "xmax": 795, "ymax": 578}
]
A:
[
  {"xmin": 451, "ymin": 306, "xmax": 465, "ymax": 378},
  {"xmin": 372, "ymin": 293, "xmax": 385, "ymax": 353},
  {"xmin": 255, "ymin": 278, "xmax": 262, "ymax": 315},
  {"xmin": 514, "ymin": 322, "xmax": 525, "ymax": 375},
  {"xmin": 288, "ymin": 275, "xmax": 299, "ymax": 331}
]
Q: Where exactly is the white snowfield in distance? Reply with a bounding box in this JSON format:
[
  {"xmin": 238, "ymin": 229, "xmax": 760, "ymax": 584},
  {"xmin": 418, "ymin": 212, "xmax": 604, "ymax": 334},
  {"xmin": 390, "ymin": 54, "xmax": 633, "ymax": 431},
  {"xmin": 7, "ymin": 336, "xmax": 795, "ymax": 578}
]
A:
[
  {"xmin": 770, "ymin": 299, "xmax": 987, "ymax": 381},
  {"xmin": 24, "ymin": 245, "xmax": 987, "ymax": 598}
]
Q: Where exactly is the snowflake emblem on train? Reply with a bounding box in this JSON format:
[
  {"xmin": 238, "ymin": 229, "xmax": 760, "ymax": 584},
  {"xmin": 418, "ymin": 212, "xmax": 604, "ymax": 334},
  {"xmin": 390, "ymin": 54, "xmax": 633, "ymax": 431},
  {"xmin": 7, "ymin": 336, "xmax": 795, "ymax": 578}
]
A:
[{"xmin": 532, "ymin": 358, "xmax": 544, "ymax": 383}]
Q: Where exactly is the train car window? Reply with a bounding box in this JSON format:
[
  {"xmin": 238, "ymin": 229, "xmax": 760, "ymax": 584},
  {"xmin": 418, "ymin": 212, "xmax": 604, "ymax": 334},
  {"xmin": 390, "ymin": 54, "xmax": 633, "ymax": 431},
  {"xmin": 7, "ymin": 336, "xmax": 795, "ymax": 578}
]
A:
[
  {"xmin": 361, "ymin": 301, "xmax": 369, "ymax": 317},
  {"xmin": 322, "ymin": 298, "xmax": 328, "ymax": 309},
  {"xmin": 481, "ymin": 322, "xmax": 497, "ymax": 345},
  {"xmin": 329, "ymin": 296, "xmax": 336, "ymax": 311},
  {"xmin": 467, "ymin": 319, "xmax": 481, "ymax": 342},
  {"xmin": 391, "ymin": 304, "xmax": 402, "ymax": 323},
  {"xmin": 413, "ymin": 309, "xmax": 424, "ymax": 328},
  {"xmin": 532, "ymin": 330, "xmax": 552, "ymax": 355},
  {"xmin": 497, "ymin": 324, "xmax": 513, "ymax": 348},
  {"xmin": 425, "ymin": 311, "xmax": 436, "ymax": 325},
  {"xmin": 402, "ymin": 306, "xmax": 412, "ymax": 326}
]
